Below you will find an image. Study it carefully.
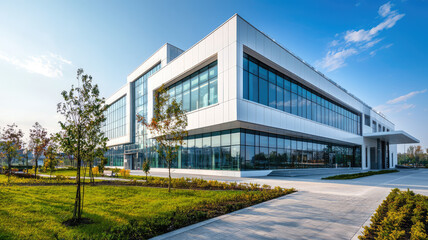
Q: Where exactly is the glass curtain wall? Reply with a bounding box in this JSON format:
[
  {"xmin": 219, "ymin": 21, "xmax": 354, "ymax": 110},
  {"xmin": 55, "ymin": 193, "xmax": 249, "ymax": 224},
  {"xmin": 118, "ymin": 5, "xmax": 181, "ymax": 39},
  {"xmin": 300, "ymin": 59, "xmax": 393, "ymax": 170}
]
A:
[
  {"xmin": 148, "ymin": 128, "xmax": 361, "ymax": 171},
  {"xmin": 104, "ymin": 145, "xmax": 125, "ymax": 167},
  {"xmin": 243, "ymin": 53, "xmax": 362, "ymax": 135},
  {"xmin": 105, "ymin": 63, "xmax": 161, "ymax": 167},
  {"xmin": 103, "ymin": 96, "xmax": 126, "ymax": 140},
  {"xmin": 167, "ymin": 61, "xmax": 218, "ymax": 112},
  {"xmin": 134, "ymin": 62, "xmax": 161, "ymax": 148}
]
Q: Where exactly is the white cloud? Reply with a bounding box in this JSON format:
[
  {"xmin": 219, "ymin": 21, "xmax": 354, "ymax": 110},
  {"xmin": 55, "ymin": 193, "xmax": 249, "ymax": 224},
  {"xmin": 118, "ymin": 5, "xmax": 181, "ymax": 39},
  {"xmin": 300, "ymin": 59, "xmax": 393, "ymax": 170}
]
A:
[
  {"xmin": 374, "ymin": 89, "xmax": 426, "ymax": 115},
  {"xmin": 316, "ymin": 48, "xmax": 357, "ymax": 72},
  {"xmin": 387, "ymin": 89, "xmax": 427, "ymax": 104},
  {"xmin": 370, "ymin": 43, "xmax": 393, "ymax": 56},
  {"xmin": 363, "ymin": 38, "xmax": 383, "ymax": 49},
  {"xmin": 374, "ymin": 103, "xmax": 415, "ymax": 113},
  {"xmin": 317, "ymin": 2, "xmax": 404, "ymax": 72},
  {"xmin": 0, "ymin": 52, "xmax": 72, "ymax": 78},
  {"xmin": 378, "ymin": 1, "xmax": 394, "ymax": 17},
  {"xmin": 344, "ymin": 3, "xmax": 404, "ymax": 44}
]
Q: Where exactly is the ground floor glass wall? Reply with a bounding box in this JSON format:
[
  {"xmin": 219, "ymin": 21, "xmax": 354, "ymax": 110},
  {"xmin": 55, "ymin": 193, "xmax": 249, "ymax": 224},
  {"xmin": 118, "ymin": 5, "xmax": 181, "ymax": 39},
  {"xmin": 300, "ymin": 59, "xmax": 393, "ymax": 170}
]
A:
[
  {"xmin": 105, "ymin": 145, "xmax": 125, "ymax": 166},
  {"xmin": 106, "ymin": 128, "xmax": 361, "ymax": 170}
]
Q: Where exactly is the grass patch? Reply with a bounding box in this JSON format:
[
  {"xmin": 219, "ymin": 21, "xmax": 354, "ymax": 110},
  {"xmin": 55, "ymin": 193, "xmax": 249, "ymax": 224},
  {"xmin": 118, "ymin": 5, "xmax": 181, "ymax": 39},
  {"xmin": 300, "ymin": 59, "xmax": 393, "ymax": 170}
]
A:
[
  {"xmin": 359, "ymin": 188, "xmax": 428, "ymax": 239},
  {"xmin": 322, "ymin": 170, "xmax": 399, "ymax": 180},
  {"xmin": 0, "ymin": 175, "xmax": 294, "ymax": 239}
]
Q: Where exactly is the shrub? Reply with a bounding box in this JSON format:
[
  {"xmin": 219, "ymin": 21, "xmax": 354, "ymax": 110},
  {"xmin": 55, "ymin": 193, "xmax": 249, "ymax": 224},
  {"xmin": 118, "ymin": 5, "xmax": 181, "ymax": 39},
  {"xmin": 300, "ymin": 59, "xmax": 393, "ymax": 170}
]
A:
[
  {"xmin": 142, "ymin": 160, "xmax": 150, "ymax": 181},
  {"xmin": 323, "ymin": 170, "xmax": 399, "ymax": 180},
  {"xmin": 112, "ymin": 168, "xmax": 120, "ymax": 177},
  {"xmin": 55, "ymin": 175, "xmax": 69, "ymax": 181},
  {"xmin": 92, "ymin": 166, "xmax": 99, "ymax": 177},
  {"xmin": 360, "ymin": 189, "xmax": 428, "ymax": 239},
  {"xmin": 119, "ymin": 169, "xmax": 130, "ymax": 178}
]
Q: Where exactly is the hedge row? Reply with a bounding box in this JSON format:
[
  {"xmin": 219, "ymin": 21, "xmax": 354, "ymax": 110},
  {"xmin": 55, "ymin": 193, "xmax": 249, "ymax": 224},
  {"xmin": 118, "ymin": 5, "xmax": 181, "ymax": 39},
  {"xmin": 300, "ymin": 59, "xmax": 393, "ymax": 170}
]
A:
[
  {"xmin": 322, "ymin": 170, "xmax": 399, "ymax": 180},
  {"xmin": 360, "ymin": 188, "xmax": 428, "ymax": 239},
  {"xmin": 140, "ymin": 177, "xmax": 279, "ymax": 191},
  {"xmin": 103, "ymin": 187, "xmax": 295, "ymax": 240}
]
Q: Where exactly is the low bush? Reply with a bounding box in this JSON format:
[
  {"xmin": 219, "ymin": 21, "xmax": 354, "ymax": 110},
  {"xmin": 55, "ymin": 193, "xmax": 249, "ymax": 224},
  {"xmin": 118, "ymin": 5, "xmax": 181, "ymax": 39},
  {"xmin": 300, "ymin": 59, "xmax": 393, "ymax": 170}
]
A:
[
  {"xmin": 112, "ymin": 168, "xmax": 120, "ymax": 177},
  {"xmin": 0, "ymin": 174, "xmax": 75, "ymax": 185},
  {"xmin": 359, "ymin": 188, "xmax": 428, "ymax": 239},
  {"xmin": 55, "ymin": 175, "xmax": 70, "ymax": 181},
  {"xmin": 103, "ymin": 186, "xmax": 294, "ymax": 239},
  {"xmin": 119, "ymin": 169, "xmax": 130, "ymax": 178},
  {"xmin": 322, "ymin": 170, "xmax": 398, "ymax": 180},
  {"xmin": 92, "ymin": 166, "xmax": 99, "ymax": 177},
  {"xmin": 139, "ymin": 177, "xmax": 281, "ymax": 191}
]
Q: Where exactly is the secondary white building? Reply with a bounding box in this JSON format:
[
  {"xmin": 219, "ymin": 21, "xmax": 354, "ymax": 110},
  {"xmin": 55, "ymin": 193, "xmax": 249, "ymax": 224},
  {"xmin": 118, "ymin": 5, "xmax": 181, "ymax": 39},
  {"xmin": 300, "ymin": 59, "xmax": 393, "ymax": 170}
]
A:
[{"xmin": 103, "ymin": 14, "xmax": 418, "ymax": 177}]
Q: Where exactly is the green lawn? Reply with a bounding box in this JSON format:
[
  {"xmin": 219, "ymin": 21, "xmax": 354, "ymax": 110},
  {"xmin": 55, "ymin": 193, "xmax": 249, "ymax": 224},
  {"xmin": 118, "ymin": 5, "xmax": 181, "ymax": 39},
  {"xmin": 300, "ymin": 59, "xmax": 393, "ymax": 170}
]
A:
[
  {"xmin": 322, "ymin": 169, "xmax": 399, "ymax": 180},
  {"xmin": 0, "ymin": 175, "xmax": 292, "ymax": 239}
]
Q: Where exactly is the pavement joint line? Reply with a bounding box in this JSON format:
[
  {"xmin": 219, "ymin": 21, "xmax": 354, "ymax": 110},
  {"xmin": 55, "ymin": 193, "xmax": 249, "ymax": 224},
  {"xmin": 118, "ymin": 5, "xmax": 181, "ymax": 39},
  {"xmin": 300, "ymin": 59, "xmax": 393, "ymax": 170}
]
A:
[{"xmin": 150, "ymin": 193, "xmax": 297, "ymax": 240}]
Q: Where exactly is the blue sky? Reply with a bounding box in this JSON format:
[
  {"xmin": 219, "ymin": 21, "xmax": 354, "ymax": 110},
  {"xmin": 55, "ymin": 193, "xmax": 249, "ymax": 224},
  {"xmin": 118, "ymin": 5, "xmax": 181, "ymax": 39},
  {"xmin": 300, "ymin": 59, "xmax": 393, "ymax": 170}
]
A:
[{"xmin": 0, "ymin": 0, "xmax": 427, "ymax": 151}]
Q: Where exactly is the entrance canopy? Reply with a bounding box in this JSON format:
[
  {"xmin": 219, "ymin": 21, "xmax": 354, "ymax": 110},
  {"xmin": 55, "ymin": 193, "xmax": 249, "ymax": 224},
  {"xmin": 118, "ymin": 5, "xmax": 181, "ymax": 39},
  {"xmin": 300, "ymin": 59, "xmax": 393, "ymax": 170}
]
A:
[{"xmin": 363, "ymin": 130, "xmax": 419, "ymax": 144}]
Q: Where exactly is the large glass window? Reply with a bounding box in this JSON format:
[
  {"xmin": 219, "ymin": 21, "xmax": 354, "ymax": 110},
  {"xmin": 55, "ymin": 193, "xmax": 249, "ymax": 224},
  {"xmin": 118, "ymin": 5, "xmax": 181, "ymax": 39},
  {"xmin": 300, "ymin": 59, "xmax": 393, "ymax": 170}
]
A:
[
  {"xmin": 259, "ymin": 78, "xmax": 268, "ymax": 105},
  {"xmin": 239, "ymin": 128, "xmax": 360, "ymax": 170},
  {"xmin": 243, "ymin": 53, "xmax": 361, "ymax": 135},
  {"xmin": 133, "ymin": 62, "xmax": 161, "ymax": 147},
  {"xmin": 103, "ymin": 96, "xmax": 126, "ymax": 140},
  {"xmin": 167, "ymin": 61, "xmax": 218, "ymax": 113}
]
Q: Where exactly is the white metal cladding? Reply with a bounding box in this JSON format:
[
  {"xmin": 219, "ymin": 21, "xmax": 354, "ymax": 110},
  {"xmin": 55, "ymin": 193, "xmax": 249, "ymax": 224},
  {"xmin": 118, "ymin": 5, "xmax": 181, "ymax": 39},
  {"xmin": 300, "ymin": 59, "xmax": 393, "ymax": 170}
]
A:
[{"xmin": 147, "ymin": 16, "xmax": 239, "ymax": 140}]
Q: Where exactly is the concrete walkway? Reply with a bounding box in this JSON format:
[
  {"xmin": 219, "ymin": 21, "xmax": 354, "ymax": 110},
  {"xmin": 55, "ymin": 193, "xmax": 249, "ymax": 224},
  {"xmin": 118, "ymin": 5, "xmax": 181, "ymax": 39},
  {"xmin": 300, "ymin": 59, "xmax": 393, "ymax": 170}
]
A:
[{"xmin": 150, "ymin": 169, "xmax": 428, "ymax": 240}]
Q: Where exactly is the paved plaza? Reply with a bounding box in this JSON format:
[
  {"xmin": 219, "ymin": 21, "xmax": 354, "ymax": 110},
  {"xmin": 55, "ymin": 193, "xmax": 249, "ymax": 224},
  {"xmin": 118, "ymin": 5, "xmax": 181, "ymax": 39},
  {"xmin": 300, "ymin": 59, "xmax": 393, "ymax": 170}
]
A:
[{"xmin": 146, "ymin": 169, "xmax": 428, "ymax": 240}]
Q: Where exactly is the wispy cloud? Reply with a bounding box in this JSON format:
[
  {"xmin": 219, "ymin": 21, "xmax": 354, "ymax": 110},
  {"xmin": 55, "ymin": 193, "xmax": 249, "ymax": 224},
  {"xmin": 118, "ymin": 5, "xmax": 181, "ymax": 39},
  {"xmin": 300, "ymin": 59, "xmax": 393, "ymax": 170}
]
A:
[
  {"xmin": 0, "ymin": 52, "xmax": 72, "ymax": 78},
  {"xmin": 374, "ymin": 89, "xmax": 427, "ymax": 114},
  {"xmin": 316, "ymin": 48, "xmax": 358, "ymax": 72},
  {"xmin": 316, "ymin": 2, "xmax": 404, "ymax": 72},
  {"xmin": 387, "ymin": 89, "xmax": 427, "ymax": 104},
  {"xmin": 370, "ymin": 43, "xmax": 393, "ymax": 56},
  {"xmin": 375, "ymin": 103, "xmax": 415, "ymax": 114}
]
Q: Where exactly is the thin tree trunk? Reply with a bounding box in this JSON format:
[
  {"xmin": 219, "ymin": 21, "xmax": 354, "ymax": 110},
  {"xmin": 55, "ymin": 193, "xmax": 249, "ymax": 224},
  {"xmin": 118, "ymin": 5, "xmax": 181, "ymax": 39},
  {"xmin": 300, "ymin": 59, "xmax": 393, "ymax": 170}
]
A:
[
  {"xmin": 82, "ymin": 163, "xmax": 86, "ymax": 216},
  {"xmin": 168, "ymin": 161, "xmax": 171, "ymax": 193},
  {"xmin": 7, "ymin": 157, "xmax": 11, "ymax": 182},
  {"xmin": 89, "ymin": 161, "xmax": 94, "ymax": 185},
  {"xmin": 73, "ymin": 125, "xmax": 82, "ymax": 220},
  {"xmin": 35, "ymin": 157, "xmax": 38, "ymax": 178}
]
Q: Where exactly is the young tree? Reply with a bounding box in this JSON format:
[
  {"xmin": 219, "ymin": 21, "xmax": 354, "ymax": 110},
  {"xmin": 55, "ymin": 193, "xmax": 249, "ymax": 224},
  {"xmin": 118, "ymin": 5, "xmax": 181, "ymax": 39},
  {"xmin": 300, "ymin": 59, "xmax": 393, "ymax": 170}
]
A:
[
  {"xmin": 83, "ymin": 116, "xmax": 108, "ymax": 185},
  {"xmin": 57, "ymin": 68, "xmax": 107, "ymax": 223},
  {"xmin": 137, "ymin": 84, "xmax": 187, "ymax": 193},
  {"xmin": 44, "ymin": 140, "xmax": 59, "ymax": 179},
  {"xmin": 97, "ymin": 152, "xmax": 108, "ymax": 176},
  {"xmin": 56, "ymin": 131, "xmax": 75, "ymax": 167},
  {"xmin": 407, "ymin": 146, "xmax": 416, "ymax": 166},
  {"xmin": 0, "ymin": 124, "xmax": 24, "ymax": 181},
  {"xmin": 142, "ymin": 159, "xmax": 150, "ymax": 181},
  {"xmin": 415, "ymin": 145, "xmax": 424, "ymax": 167},
  {"xmin": 29, "ymin": 122, "xmax": 49, "ymax": 177}
]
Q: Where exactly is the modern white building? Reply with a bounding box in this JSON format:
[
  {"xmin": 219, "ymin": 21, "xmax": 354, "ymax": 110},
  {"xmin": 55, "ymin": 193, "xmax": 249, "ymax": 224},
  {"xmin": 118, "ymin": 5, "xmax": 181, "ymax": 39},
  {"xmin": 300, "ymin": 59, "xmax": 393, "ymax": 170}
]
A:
[{"xmin": 103, "ymin": 14, "xmax": 419, "ymax": 177}]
